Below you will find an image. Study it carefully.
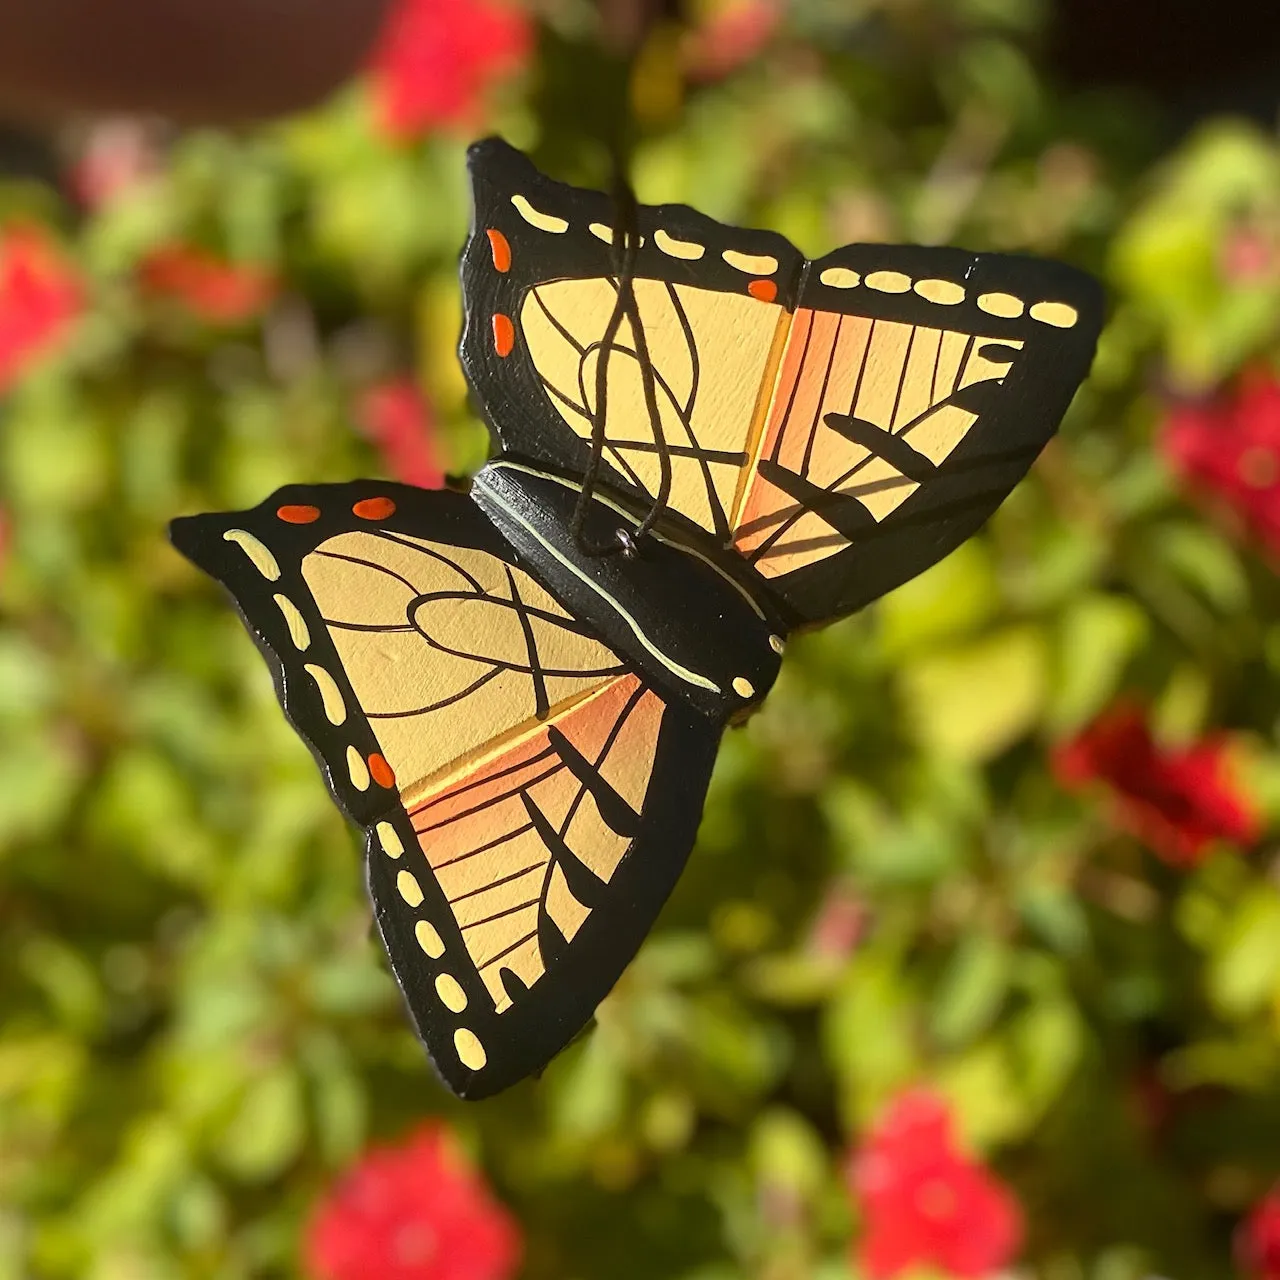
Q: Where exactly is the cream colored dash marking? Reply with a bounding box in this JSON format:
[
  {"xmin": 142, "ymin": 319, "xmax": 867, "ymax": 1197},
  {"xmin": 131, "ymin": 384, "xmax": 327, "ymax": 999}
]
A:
[
  {"xmin": 376, "ymin": 821, "xmax": 403, "ymax": 858},
  {"xmin": 978, "ymin": 292, "xmax": 1025, "ymax": 319},
  {"xmin": 347, "ymin": 745, "xmax": 370, "ymax": 791},
  {"xmin": 733, "ymin": 676, "xmax": 756, "ymax": 699},
  {"xmin": 435, "ymin": 974, "xmax": 468, "ymax": 1013},
  {"xmin": 1030, "ymin": 301, "xmax": 1079, "ymax": 329},
  {"xmin": 223, "ymin": 529, "xmax": 280, "ymax": 581},
  {"xmin": 820, "ymin": 266, "xmax": 861, "ymax": 289},
  {"xmin": 866, "ymin": 270, "xmax": 912, "ymax": 294},
  {"xmin": 914, "ymin": 279, "xmax": 965, "ymax": 305},
  {"xmin": 769, "ymin": 635, "xmax": 785, "ymax": 654},
  {"xmin": 723, "ymin": 249, "xmax": 778, "ymax": 275},
  {"xmin": 655, "ymin": 228, "xmax": 705, "ymax": 260},
  {"xmin": 416, "ymin": 920, "xmax": 445, "ymax": 958},
  {"xmin": 455, "ymin": 1028, "xmax": 487, "ymax": 1070},
  {"xmin": 273, "ymin": 594, "xmax": 310, "ymax": 650},
  {"xmin": 588, "ymin": 222, "xmax": 642, "ymax": 247},
  {"xmin": 397, "ymin": 870, "xmax": 424, "ymax": 908},
  {"xmin": 511, "ymin": 194, "xmax": 568, "ymax": 234},
  {"xmin": 304, "ymin": 664, "xmax": 347, "ymax": 725}
]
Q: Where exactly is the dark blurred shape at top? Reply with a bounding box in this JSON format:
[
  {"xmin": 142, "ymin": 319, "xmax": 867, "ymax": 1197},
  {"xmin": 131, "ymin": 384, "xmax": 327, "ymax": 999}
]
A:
[
  {"xmin": 1053, "ymin": 0, "xmax": 1280, "ymax": 123},
  {"xmin": 0, "ymin": 0, "xmax": 394, "ymax": 124}
]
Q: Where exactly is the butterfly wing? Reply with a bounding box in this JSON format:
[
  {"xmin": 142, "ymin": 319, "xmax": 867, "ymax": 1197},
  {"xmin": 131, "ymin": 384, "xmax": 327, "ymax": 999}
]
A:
[
  {"xmin": 461, "ymin": 137, "xmax": 1102, "ymax": 626},
  {"xmin": 170, "ymin": 484, "xmax": 720, "ymax": 1098}
]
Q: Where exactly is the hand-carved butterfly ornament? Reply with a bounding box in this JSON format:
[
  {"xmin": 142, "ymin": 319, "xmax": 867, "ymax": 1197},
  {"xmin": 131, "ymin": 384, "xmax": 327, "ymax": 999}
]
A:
[{"xmin": 171, "ymin": 139, "xmax": 1103, "ymax": 1099}]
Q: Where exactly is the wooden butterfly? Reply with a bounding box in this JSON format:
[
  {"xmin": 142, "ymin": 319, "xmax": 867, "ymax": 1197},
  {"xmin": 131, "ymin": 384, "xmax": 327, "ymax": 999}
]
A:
[{"xmin": 170, "ymin": 138, "xmax": 1103, "ymax": 1099}]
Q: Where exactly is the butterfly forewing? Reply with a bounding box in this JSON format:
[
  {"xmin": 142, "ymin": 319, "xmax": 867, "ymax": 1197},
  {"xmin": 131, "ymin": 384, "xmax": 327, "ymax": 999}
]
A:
[
  {"xmin": 462, "ymin": 138, "xmax": 1103, "ymax": 628},
  {"xmin": 171, "ymin": 484, "xmax": 720, "ymax": 1098}
]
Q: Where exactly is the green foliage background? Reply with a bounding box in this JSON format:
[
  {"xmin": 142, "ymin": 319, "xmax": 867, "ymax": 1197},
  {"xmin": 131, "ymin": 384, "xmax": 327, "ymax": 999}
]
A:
[{"xmin": 4, "ymin": 1, "xmax": 1280, "ymax": 1276}]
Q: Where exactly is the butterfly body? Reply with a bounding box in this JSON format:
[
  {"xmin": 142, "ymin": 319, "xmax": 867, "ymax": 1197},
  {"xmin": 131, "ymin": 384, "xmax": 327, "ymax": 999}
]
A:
[
  {"xmin": 471, "ymin": 460, "xmax": 785, "ymax": 721},
  {"xmin": 171, "ymin": 139, "xmax": 1104, "ymax": 1098}
]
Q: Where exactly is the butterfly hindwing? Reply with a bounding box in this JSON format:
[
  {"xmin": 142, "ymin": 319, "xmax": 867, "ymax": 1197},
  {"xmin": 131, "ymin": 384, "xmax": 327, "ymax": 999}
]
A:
[
  {"xmin": 170, "ymin": 483, "xmax": 720, "ymax": 1098},
  {"xmin": 461, "ymin": 137, "xmax": 1103, "ymax": 627}
]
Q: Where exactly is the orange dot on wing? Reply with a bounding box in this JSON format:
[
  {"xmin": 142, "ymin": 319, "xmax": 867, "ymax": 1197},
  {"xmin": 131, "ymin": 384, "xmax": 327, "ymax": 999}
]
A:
[
  {"xmin": 487, "ymin": 228, "xmax": 512, "ymax": 272},
  {"xmin": 493, "ymin": 313, "xmax": 515, "ymax": 357},
  {"xmin": 276, "ymin": 504, "xmax": 321, "ymax": 524},
  {"xmin": 369, "ymin": 753, "xmax": 396, "ymax": 789},
  {"xmin": 748, "ymin": 279, "xmax": 778, "ymax": 303},
  {"xmin": 352, "ymin": 496, "xmax": 396, "ymax": 520}
]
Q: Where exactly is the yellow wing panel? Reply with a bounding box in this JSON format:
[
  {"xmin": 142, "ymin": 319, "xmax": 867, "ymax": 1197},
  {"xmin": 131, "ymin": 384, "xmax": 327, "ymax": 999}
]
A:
[{"xmin": 301, "ymin": 530, "xmax": 626, "ymax": 808}]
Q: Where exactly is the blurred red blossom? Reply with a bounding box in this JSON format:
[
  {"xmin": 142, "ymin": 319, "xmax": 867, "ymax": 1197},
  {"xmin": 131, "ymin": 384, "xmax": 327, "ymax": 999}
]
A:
[
  {"xmin": 70, "ymin": 119, "xmax": 161, "ymax": 210},
  {"xmin": 305, "ymin": 1122, "xmax": 521, "ymax": 1280},
  {"xmin": 848, "ymin": 1090, "xmax": 1023, "ymax": 1280},
  {"xmin": 683, "ymin": 0, "xmax": 780, "ymax": 81},
  {"xmin": 1161, "ymin": 373, "xmax": 1280, "ymax": 559},
  {"xmin": 1054, "ymin": 704, "xmax": 1259, "ymax": 866},
  {"xmin": 0, "ymin": 227, "xmax": 82, "ymax": 392},
  {"xmin": 1239, "ymin": 1188, "xmax": 1280, "ymax": 1279},
  {"xmin": 806, "ymin": 882, "xmax": 867, "ymax": 961},
  {"xmin": 140, "ymin": 245, "xmax": 277, "ymax": 325},
  {"xmin": 1222, "ymin": 225, "xmax": 1279, "ymax": 286},
  {"xmin": 368, "ymin": 0, "xmax": 531, "ymax": 140},
  {"xmin": 357, "ymin": 379, "xmax": 446, "ymax": 489}
]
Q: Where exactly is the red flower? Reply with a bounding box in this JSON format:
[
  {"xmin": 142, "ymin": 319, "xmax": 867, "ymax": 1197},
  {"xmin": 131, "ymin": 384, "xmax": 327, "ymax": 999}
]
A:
[
  {"xmin": 70, "ymin": 119, "xmax": 160, "ymax": 210},
  {"xmin": 356, "ymin": 380, "xmax": 446, "ymax": 489},
  {"xmin": 683, "ymin": 0, "xmax": 780, "ymax": 81},
  {"xmin": 0, "ymin": 228, "xmax": 82, "ymax": 392},
  {"xmin": 1054, "ymin": 704, "xmax": 1259, "ymax": 866},
  {"xmin": 140, "ymin": 245, "xmax": 277, "ymax": 325},
  {"xmin": 1239, "ymin": 1189, "xmax": 1280, "ymax": 1279},
  {"xmin": 305, "ymin": 1123, "xmax": 521, "ymax": 1280},
  {"xmin": 368, "ymin": 0, "xmax": 532, "ymax": 140},
  {"xmin": 1162, "ymin": 374, "xmax": 1280, "ymax": 560},
  {"xmin": 849, "ymin": 1090, "xmax": 1023, "ymax": 1280}
]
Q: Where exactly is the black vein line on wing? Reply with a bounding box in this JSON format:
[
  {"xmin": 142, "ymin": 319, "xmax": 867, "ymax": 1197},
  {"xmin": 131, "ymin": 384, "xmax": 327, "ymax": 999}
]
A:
[
  {"xmin": 412, "ymin": 748, "xmax": 558, "ymax": 816},
  {"xmin": 800, "ymin": 314, "xmax": 842, "ymax": 480},
  {"xmin": 408, "ymin": 619, "xmax": 623, "ymax": 681},
  {"xmin": 460, "ymin": 897, "xmax": 543, "ymax": 931},
  {"xmin": 770, "ymin": 311, "xmax": 814, "ymax": 465},
  {"xmin": 320, "ymin": 620, "xmax": 417, "ymax": 633},
  {"xmin": 312, "ymin": 550, "xmax": 422, "ymax": 595},
  {"xmin": 408, "ymin": 589, "xmax": 603, "ymax": 639},
  {"xmin": 365, "ymin": 668, "xmax": 505, "ymax": 719},
  {"xmin": 533, "ymin": 286, "xmax": 587, "ymax": 355},
  {"xmin": 450, "ymin": 861, "xmax": 545, "ymax": 906},
  {"xmin": 888, "ymin": 324, "xmax": 917, "ymax": 434},
  {"xmin": 665, "ymin": 281, "xmax": 700, "ymax": 422},
  {"xmin": 541, "ymin": 374, "xmax": 591, "ymax": 422},
  {"xmin": 367, "ymin": 531, "xmax": 489, "ymax": 594},
  {"xmin": 506, "ymin": 565, "xmax": 549, "ymax": 719},
  {"xmin": 605, "ymin": 441, "xmax": 748, "ymax": 464},
  {"xmin": 929, "ymin": 328, "xmax": 946, "ymax": 406},
  {"xmin": 413, "ymin": 764, "xmax": 565, "ymax": 833},
  {"xmin": 478, "ymin": 930, "xmax": 539, "ymax": 971},
  {"xmin": 434, "ymin": 822, "xmax": 536, "ymax": 871}
]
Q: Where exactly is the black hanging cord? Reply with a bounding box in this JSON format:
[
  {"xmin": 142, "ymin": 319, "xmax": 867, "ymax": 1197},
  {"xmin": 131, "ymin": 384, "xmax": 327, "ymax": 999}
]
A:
[{"xmin": 570, "ymin": 159, "xmax": 673, "ymax": 558}]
